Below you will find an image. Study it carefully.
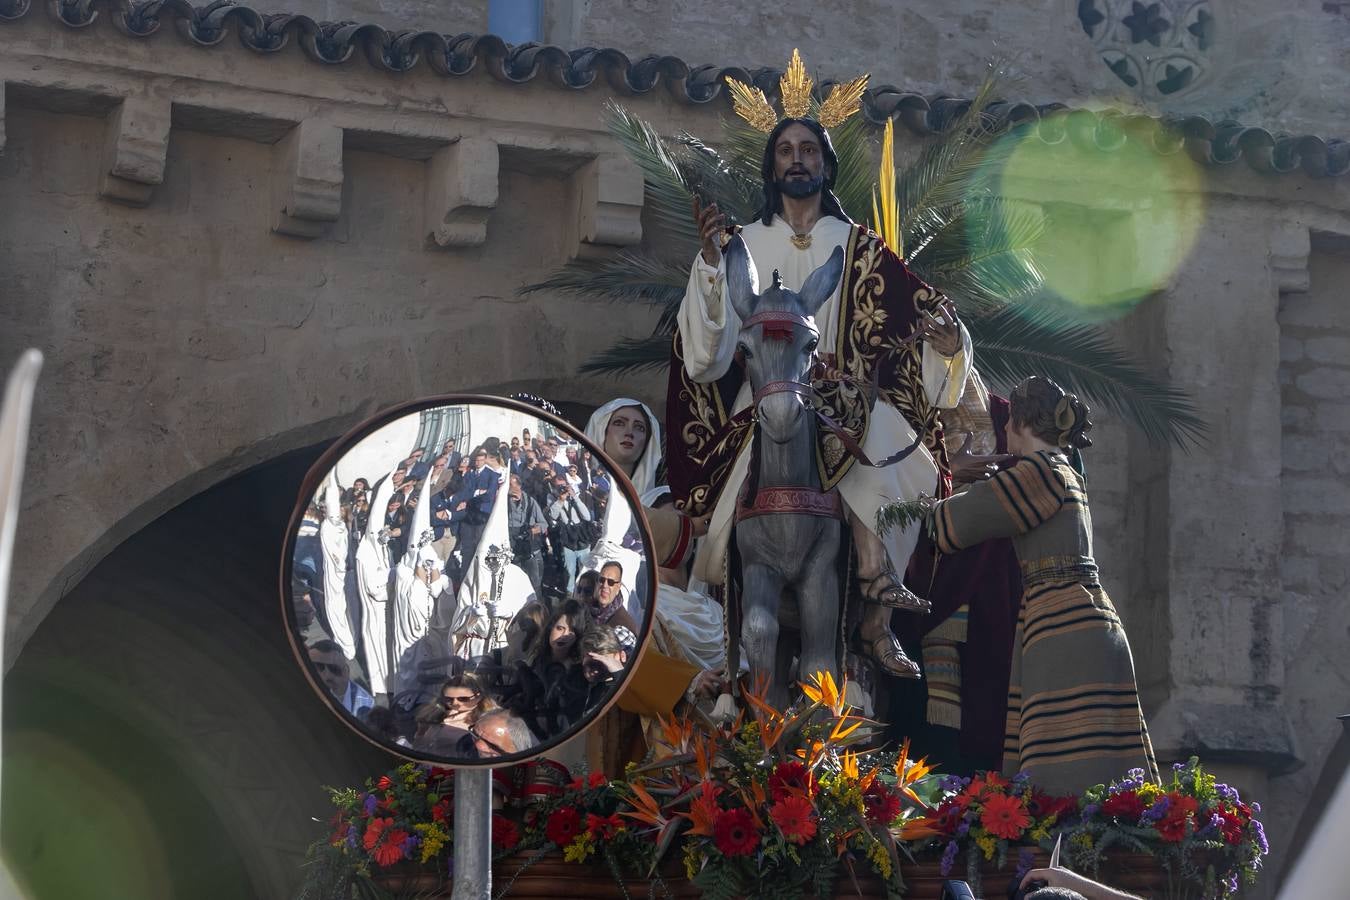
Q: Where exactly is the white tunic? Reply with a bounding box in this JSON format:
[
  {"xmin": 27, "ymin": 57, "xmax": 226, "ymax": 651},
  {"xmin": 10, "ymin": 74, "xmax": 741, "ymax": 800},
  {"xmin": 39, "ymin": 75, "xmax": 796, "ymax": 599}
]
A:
[
  {"xmin": 677, "ymin": 215, "xmax": 972, "ymax": 584},
  {"xmin": 318, "ymin": 472, "xmax": 358, "ymax": 659},
  {"xmin": 354, "ymin": 469, "xmax": 397, "ymax": 695}
]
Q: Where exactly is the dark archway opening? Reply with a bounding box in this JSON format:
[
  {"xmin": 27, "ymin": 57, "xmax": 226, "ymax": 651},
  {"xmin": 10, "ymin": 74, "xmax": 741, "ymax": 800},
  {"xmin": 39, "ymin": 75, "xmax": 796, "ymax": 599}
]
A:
[{"xmin": 3, "ymin": 444, "xmax": 391, "ymax": 899}]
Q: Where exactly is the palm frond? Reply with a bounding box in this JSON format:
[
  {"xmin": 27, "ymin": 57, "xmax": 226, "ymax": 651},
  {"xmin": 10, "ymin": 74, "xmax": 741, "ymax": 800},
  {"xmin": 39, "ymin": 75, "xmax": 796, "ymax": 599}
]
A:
[
  {"xmin": 579, "ymin": 334, "xmax": 674, "ymax": 376},
  {"xmin": 521, "ymin": 251, "xmax": 687, "ymax": 303},
  {"xmin": 603, "ymin": 103, "xmax": 697, "ymax": 244},
  {"xmin": 825, "ymin": 113, "xmax": 878, "ymax": 223},
  {"xmin": 893, "ymin": 68, "xmax": 1013, "ymax": 252},
  {"xmin": 906, "ymin": 198, "xmax": 1048, "ymax": 311},
  {"xmin": 672, "ymin": 132, "xmax": 761, "ymax": 225},
  {"xmin": 875, "ymin": 497, "xmax": 935, "ymax": 538},
  {"xmin": 966, "ymin": 305, "xmax": 1208, "ymax": 450}
]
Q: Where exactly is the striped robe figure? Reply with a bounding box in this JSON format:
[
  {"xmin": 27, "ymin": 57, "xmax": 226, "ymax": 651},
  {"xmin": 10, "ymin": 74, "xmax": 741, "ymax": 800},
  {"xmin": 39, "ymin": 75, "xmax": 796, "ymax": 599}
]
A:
[{"xmin": 930, "ymin": 450, "xmax": 1158, "ymax": 794}]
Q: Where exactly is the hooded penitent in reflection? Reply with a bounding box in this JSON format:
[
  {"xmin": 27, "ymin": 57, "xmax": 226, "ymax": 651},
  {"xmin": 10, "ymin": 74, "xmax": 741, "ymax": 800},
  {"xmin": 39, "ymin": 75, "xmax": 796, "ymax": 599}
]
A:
[{"xmin": 290, "ymin": 402, "xmax": 651, "ymax": 761}]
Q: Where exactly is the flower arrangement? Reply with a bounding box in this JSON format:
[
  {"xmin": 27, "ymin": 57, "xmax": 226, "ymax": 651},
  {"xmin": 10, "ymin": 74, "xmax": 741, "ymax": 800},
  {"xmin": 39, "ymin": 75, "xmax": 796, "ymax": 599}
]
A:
[
  {"xmin": 924, "ymin": 770, "xmax": 1079, "ymax": 885},
  {"xmin": 601, "ymin": 671, "xmax": 941, "ymax": 900},
  {"xmin": 297, "ymin": 710, "xmax": 1268, "ymax": 900},
  {"xmin": 295, "ymin": 762, "xmax": 524, "ymax": 899},
  {"xmin": 1056, "ymin": 758, "xmax": 1269, "ymax": 899}
]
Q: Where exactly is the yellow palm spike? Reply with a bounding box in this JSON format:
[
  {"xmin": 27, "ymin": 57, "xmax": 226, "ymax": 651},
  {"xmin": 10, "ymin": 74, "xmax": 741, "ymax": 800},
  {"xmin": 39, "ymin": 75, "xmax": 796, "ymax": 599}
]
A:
[{"xmin": 872, "ymin": 117, "xmax": 903, "ymax": 257}]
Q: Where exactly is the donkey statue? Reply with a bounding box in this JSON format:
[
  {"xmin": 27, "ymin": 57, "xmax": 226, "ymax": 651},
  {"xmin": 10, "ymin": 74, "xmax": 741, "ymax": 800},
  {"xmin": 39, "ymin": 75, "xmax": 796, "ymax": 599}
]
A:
[{"xmin": 724, "ymin": 234, "xmax": 847, "ymax": 709}]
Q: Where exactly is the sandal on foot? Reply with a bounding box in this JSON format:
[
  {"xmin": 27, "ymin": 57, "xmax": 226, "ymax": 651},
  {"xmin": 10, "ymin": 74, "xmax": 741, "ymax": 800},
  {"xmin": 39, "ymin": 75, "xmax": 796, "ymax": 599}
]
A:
[
  {"xmin": 860, "ymin": 568, "xmax": 932, "ymax": 613},
  {"xmin": 869, "ymin": 633, "xmax": 923, "ymax": 680}
]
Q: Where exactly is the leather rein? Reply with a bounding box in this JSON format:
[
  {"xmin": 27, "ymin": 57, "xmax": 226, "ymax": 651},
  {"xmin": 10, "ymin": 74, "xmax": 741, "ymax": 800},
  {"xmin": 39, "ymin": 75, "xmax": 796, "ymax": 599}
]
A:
[{"xmin": 741, "ymin": 311, "xmax": 926, "ymax": 471}]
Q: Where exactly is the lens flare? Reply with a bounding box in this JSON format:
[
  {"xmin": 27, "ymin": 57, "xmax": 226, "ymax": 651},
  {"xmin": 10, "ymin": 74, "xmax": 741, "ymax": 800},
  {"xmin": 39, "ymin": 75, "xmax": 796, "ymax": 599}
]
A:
[
  {"xmin": 994, "ymin": 113, "xmax": 1205, "ymax": 320},
  {"xmin": 2, "ymin": 731, "xmax": 172, "ymax": 899}
]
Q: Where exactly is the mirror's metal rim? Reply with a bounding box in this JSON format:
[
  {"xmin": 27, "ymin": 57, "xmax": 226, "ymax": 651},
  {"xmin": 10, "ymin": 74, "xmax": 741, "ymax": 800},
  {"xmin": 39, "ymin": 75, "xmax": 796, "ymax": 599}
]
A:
[{"xmin": 278, "ymin": 392, "xmax": 660, "ymax": 768}]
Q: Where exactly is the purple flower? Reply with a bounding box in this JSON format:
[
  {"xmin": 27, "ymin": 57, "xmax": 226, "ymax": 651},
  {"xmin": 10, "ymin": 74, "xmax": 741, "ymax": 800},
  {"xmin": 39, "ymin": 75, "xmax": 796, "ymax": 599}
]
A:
[
  {"xmin": 940, "ymin": 774, "xmax": 970, "ymax": 794},
  {"xmin": 1142, "ymin": 797, "xmax": 1170, "ymax": 823},
  {"xmin": 1173, "ymin": 761, "xmax": 1187, "ymax": 771},
  {"xmin": 957, "ymin": 820, "xmax": 971, "ymax": 836},
  {"xmin": 403, "ymin": 834, "xmax": 420, "ymax": 853},
  {"xmin": 1250, "ymin": 801, "xmax": 1261, "ymax": 814},
  {"xmin": 363, "ymin": 793, "xmax": 377, "ymax": 815},
  {"xmin": 1081, "ymin": 802, "xmax": 1101, "ymax": 820},
  {"xmin": 1200, "ymin": 813, "xmax": 1225, "ymax": 837},
  {"xmin": 1252, "ymin": 818, "xmax": 1269, "ymax": 855},
  {"xmin": 1222, "ymin": 872, "xmax": 1240, "ymax": 896},
  {"xmin": 1215, "ymin": 783, "xmax": 1240, "ymax": 803},
  {"xmin": 345, "ymin": 830, "xmax": 359, "ymax": 850},
  {"xmin": 1012, "ymin": 771, "xmax": 1032, "ymax": 788},
  {"xmin": 940, "ymin": 841, "xmax": 960, "ymax": 877},
  {"xmin": 1014, "ymin": 847, "xmax": 1036, "ymax": 883}
]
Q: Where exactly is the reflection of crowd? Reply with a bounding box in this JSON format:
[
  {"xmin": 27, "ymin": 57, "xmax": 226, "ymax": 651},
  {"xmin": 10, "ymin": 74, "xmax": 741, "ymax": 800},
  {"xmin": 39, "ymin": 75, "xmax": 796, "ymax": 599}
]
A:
[{"xmin": 293, "ymin": 423, "xmax": 650, "ymax": 759}]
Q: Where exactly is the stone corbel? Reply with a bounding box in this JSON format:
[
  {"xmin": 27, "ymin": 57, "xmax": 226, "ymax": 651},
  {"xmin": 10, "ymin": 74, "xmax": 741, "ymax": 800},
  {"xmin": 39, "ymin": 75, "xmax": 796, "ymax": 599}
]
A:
[
  {"xmin": 424, "ymin": 137, "xmax": 498, "ymax": 249},
  {"xmin": 272, "ymin": 120, "xmax": 344, "ymax": 239},
  {"xmin": 1271, "ymin": 221, "xmax": 1311, "ymax": 294},
  {"xmin": 571, "ymin": 154, "xmax": 643, "ymax": 260},
  {"xmin": 99, "ymin": 96, "xmax": 172, "ymax": 207}
]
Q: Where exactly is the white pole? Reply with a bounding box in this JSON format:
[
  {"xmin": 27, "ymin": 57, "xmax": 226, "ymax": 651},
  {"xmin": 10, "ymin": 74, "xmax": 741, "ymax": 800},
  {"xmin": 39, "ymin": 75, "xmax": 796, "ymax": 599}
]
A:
[
  {"xmin": 0, "ymin": 349, "xmax": 44, "ymax": 827},
  {"xmin": 450, "ymin": 767, "xmax": 493, "ymax": 900}
]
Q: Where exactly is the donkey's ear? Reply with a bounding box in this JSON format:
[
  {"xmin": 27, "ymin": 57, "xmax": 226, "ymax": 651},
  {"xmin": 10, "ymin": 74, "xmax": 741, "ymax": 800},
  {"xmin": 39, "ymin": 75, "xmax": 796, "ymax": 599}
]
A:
[
  {"xmin": 724, "ymin": 234, "xmax": 760, "ymax": 322},
  {"xmin": 798, "ymin": 246, "xmax": 845, "ymax": 316}
]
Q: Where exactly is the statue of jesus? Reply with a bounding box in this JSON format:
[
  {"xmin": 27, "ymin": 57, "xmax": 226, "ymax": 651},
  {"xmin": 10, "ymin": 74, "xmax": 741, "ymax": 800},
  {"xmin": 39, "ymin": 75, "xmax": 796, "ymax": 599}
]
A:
[{"xmin": 664, "ymin": 53, "xmax": 973, "ymax": 679}]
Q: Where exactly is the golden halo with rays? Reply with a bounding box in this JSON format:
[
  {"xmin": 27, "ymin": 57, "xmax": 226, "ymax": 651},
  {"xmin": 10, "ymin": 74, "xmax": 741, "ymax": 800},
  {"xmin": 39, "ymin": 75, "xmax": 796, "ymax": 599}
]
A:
[{"xmin": 724, "ymin": 49, "xmax": 869, "ymax": 133}]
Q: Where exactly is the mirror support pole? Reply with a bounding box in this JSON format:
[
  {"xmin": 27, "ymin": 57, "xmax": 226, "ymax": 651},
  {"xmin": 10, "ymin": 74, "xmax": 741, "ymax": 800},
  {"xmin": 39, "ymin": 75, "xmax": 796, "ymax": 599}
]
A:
[{"xmin": 451, "ymin": 767, "xmax": 493, "ymax": 900}]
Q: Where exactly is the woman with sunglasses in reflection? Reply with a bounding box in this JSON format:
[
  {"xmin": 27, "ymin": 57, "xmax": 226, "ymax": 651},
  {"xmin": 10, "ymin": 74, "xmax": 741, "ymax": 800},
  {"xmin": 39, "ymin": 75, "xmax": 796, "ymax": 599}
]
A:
[{"xmin": 412, "ymin": 672, "xmax": 494, "ymax": 757}]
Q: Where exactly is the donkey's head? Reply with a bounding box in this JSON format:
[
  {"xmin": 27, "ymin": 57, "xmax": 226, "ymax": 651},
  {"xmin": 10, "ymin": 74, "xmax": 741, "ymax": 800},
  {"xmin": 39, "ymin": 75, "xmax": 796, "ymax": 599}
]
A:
[{"xmin": 726, "ymin": 234, "xmax": 844, "ymax": 445}]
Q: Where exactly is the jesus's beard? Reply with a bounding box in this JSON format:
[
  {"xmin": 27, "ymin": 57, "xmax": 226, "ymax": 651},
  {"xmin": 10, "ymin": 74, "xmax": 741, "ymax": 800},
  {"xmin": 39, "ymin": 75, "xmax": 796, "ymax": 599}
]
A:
[{"xmin": 776, "ymin": 174, "xmax": 826, "ymax": 199}]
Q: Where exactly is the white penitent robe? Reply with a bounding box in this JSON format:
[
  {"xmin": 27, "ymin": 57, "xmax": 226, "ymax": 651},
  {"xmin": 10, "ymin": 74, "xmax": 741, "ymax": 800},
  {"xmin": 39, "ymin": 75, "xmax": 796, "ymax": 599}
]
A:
[
  {"xmin": 318, "ymin": 471, "xmax": 358, "ymax": 659},
  {"xmin": 677, "ymin": 215, "xmax": 972, "ymax": 585},
  {"xmin": 391, "ymin": 476, "xmax": 445, "ymax": 688},
  {"xmin": 354, "ymin": 469, "xmax": 397, "ymax": 695},
  {"xmin": 453, "ymin": 464, "xmax": 534, "ymax": 659}
]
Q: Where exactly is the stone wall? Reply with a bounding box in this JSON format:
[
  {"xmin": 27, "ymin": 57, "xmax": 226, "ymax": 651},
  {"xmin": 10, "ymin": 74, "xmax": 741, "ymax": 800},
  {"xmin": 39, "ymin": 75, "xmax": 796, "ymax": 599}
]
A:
[
  {"xmin": 1269, "ymin": 235, "xmax": 1350, "ymax": 881},
  {"xmin": 264, "ymin": 0, "xmax": 1350, "ymax": 137}
]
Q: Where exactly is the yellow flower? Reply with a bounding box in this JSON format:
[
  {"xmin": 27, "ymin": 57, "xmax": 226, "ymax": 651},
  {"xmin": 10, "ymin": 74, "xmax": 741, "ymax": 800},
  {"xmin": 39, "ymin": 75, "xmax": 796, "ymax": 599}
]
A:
[
  {"xmin": 867, "ymin": 840, "xmax": 893, "ymax": 878},
  {"xmin": 1029, "ymin": 825, "xmax": 1050, "ymax": 843},
  {"xmin": 1072, "ymin": 832, "xmax": 1095, "ymax": 850},
  {"xmin": 563, "ymin": 833, "xmax": 596, "ymax": 863},
  {"xmin": 1137, "ymin": 783, "xmax": 1161, "ymax": 804},
  {"xmin": 976, "ymin": 832, "xmax": 997, "ymax": 860},
  {"xmin": 683, "ymin": 843, "xmax": 701, "ymax": 880},
  {"xmin": 413, "ymin": 823, "xmax": 449, "ymax": 863}
]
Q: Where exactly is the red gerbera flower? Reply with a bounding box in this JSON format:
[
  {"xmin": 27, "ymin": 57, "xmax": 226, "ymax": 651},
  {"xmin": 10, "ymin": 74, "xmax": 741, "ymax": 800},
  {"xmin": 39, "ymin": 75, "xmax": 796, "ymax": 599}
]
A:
[
  {"xmin": 1102, "ymin": 790, "xmax": 1146, "ymax": 823},
  {"xmin": 363, "ymin": 817, "xmax": 393, "ymax": 852},
  {"xmin": 980, "ymin": 793, "xmax": 1032, "ymax": 840},
  {"xmin": 546, "ymin": 806, "xmax": 582, "ymax": 846},
  {"xmin": 372, "ymin": 831, "xmax": 408, "ymax": 867},
  {"xmin": 863, "ymin": 784, "xmax": 903, "ymax": 826},
  {"xmin": 768, "ymin": 761, "xmax": 813, "ymax": 800},
  {"xmin": 936, "ymin": 802, "xmax": 964, "ymax": 836},
  {"xmin": 362, "ymin": 817, "xmax": 408, "ymax": 867},
  {"xmin": 713, "ymin": 807, "xmax": 760, "ymax": 856},
  {"xmin": 769, "ymin": 796, "xmax": 818, "ymax": 845},
  {"xmin": 431, "ymin": 800, "xmax": 451, "ymax": 824},
  {"xmin": 492, "ymin": 814, "xmax": 520, "ymax": 850},
  {"xmin": 586, "ymin": 813, "xmax": 625, "ymax": 839},
  {"xmin": 375, "ymin": 775, "xmax": 393, "ymax": 791},
  {"xmin": 1157, "ymin": 795, "xmax": 1198, "ymax": 843},
  {"xmin": 1217, "ymin": 809, "xmax": 1245, "ymax": 845}
]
